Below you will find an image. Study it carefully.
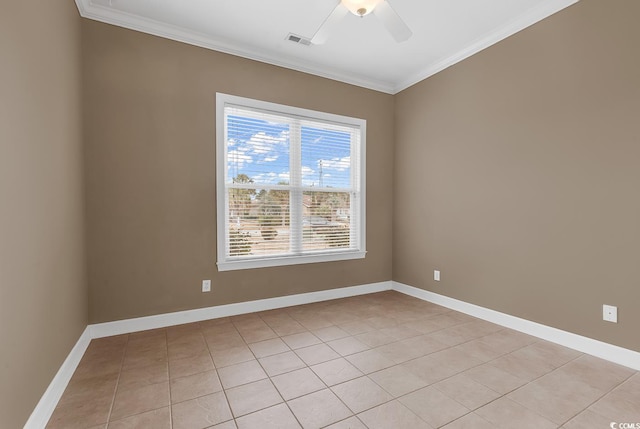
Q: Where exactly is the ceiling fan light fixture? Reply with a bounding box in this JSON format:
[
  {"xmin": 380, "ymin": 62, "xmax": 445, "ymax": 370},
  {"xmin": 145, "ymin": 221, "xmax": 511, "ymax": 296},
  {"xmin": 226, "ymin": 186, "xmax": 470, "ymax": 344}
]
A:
[{"xmin": 341, "ymin": 0, "xmax": 384, "ymax": 17}]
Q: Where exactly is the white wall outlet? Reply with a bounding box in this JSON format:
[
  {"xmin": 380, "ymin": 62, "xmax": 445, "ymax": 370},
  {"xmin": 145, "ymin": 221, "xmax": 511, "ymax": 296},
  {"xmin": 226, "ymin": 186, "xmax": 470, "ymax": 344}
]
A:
[
  {"xmin": 434, "ymin": 270, "xmax": 441, "ymax": 281},
  {"xmin": 603, "ymin": 304, "xmax": 617, "ymax": 323},
  {"xmin": 202, "ymin": 280, "xmax": 211, "ymax": 293}
]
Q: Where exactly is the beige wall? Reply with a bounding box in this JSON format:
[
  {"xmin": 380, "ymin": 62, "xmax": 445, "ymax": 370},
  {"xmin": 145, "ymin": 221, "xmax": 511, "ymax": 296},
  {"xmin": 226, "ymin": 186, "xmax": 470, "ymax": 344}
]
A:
[
  {"xmin": 394, "ymin": 0, "xmax": 640, "ymax": 352},
  {"xmin": 6, "ymin": 0, "xmax": 639, "ymax": 423},
  {"xmin": 0, "ymin": 2, "xmax": 87, "ymax": 427},
  {"xmin": 82, "ymin": 21, "xmax": 394, "ymax": 323}
]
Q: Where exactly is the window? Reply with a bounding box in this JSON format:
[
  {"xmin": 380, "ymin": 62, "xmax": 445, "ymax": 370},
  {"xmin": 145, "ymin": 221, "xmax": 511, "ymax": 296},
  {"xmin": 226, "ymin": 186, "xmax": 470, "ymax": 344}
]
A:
[{"xmin": 216, "ymin": 93, "xmax": 366, "ymax": 271}]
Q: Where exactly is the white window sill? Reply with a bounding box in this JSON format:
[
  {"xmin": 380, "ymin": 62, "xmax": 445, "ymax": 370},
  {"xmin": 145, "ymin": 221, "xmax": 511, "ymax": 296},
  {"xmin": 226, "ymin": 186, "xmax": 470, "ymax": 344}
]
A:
[{"xmin": 217, "ymin": 250, "xmax": 367, "ymax": 272}]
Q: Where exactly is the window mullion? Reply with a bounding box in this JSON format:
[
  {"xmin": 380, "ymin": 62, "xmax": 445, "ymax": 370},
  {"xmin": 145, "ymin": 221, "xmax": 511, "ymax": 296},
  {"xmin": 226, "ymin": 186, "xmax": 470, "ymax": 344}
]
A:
[{"xmin": 290, "ymin": 121, "xmax": 302, "ymax": 255}]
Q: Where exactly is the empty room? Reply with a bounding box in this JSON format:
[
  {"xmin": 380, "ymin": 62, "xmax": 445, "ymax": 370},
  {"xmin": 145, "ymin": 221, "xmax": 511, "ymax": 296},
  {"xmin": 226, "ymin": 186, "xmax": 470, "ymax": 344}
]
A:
[{"xmin": 2, "ymin": 0, "xmax": 639, "ymax": 428}]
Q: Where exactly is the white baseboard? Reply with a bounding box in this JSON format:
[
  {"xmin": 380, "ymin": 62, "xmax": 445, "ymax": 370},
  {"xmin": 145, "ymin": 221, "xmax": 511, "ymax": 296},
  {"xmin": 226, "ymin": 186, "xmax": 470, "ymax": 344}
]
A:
[
  {"xmin": 25, "ymin": 281, "xmax": 392, "ymax": 428},
  {"xmin": 23, "ymin": 327, "xmax": 92, "ymax": 429},
  {"xmin": 26, "ymin": 278, "xmax": 640, "ymax": 428},
  {"xmin": 392, "ymin": 281, "xmax": 640, "ymax": 371},
  {"xmin": 90, "ymin": 281, "xmax": 393, "ymax": 338}
]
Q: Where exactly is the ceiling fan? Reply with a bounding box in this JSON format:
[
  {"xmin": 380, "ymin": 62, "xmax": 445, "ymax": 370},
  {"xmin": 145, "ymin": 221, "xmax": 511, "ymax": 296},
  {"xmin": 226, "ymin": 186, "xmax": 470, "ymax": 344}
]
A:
[{"xmin": 312, "ymin": 0, "xmax": 413, "ymax": 44}]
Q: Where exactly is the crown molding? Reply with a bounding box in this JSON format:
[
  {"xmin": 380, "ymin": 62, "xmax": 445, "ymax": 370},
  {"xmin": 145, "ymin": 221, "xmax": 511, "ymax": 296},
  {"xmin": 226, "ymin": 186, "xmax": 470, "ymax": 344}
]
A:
[
  {"xmin": 74, "ymin": 0, "xmax": 396, "ymax": 94},
  {"xmin": 76, "ymin": 0, "xmax": 579, "ymax": 95},
  {"xmin": 393, "ymin": 0, "xmax": 580, "ymax": 93}
]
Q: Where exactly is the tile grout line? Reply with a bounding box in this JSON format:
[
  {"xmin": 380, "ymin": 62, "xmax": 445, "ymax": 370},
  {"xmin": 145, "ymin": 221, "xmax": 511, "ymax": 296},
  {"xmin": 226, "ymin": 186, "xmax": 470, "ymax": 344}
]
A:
[
  {"xmin": 160, "ymin": 305, "xmax": 529, "ymax": 424},
  {"xmin": 275, "ymin": 319, "xmax": 368, "ymax": 422},
  {"xmin": 56, "ymin": 293, "xmax": 638, "ymax": 428},
  {"xmin": 104, "ymin": 334, "xmax": 130, "ymax": 426},
  {"xmin": 200, "ymin": 321, "xmax": 235, "ymax": 428},
  {"xmin": 106, "ymin": 331, "xmax": 173, "ymax": 426},
  {"xmin": 227, "ymin": 314, "xmax": 293, "ymax": 425},
  {"xmin": 530, "ymin": 352, "xmax": 594, "ymax": 427},
  {"xmin": 428, "ymin": 342, "xmax": 578, "ymax": 429},
  {"xmin": 256, "ymin": 308, "xmax": 367, "ymax": 427},
  {"xmin": 464, "ymin": 351, "xmax": 590, "ymax": 428},
  {"xmin": 584, "ymin": 373, "xmax": 639, "ymax": 425},
  {"xmin": 250, "ymin": 305, "xmax": 527, "ymax": 426},
  {"xmin": 325, "ymin": 323, "xmax": 558, "ymax": 426},
  {"xmin": 252, "ymin": 312, "xmax": 312, "ymax": 429},
  {"xmin": 266, "ymin": 308, "xmax": 451, "ymax": 427},
  {"xmin": 554, "ymin": 360, "xmax": 637, "ymax": 427},
  {"xmin": 129, "ymin": 314, "xmax": 471, "ymax": 425}
]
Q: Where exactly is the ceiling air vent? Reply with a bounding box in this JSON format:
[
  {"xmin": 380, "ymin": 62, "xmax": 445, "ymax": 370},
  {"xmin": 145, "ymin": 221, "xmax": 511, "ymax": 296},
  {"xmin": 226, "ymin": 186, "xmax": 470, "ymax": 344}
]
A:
[{"xmin": 286, "ymin": 33, "xmax": 312, "ymax": 46}]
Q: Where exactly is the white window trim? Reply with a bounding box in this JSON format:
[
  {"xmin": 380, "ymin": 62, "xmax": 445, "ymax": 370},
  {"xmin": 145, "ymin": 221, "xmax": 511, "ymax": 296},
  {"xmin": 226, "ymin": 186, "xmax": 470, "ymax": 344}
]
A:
[{"xmin": 216, "ymin": 93, "xmax": 366, "ymax": 271}]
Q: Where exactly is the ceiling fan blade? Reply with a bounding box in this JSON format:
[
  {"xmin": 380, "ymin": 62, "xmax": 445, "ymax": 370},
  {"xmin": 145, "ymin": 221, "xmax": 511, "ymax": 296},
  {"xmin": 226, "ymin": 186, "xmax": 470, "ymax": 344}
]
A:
[
  {"xmin": 373, "ymin": 1, "xmax": 412, "ymax": 42},
  {"xmin": 311, "ymin": 3, "xmax": 348, "ymax": 45}
]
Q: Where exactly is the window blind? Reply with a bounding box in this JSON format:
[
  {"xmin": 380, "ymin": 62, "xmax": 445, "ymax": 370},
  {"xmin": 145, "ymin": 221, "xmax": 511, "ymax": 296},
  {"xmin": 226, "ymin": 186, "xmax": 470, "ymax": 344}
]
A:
[{"xmin": 216, "ymin": 94, "xmax": 366, "ymax": 271}]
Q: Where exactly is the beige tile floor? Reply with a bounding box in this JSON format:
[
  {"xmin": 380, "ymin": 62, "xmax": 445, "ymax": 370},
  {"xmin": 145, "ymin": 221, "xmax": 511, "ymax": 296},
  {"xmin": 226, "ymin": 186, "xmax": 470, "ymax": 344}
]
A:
[{"xmin": 47, "ymin": 291, "xmax": 639, "ymax": 429}]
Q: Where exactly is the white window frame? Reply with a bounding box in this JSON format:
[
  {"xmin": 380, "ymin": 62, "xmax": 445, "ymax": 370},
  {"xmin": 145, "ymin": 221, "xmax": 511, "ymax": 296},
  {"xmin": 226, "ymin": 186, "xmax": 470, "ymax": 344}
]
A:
[{"xmin": 216, "ymin": 93, "xmax": 366, "ymax": 271}]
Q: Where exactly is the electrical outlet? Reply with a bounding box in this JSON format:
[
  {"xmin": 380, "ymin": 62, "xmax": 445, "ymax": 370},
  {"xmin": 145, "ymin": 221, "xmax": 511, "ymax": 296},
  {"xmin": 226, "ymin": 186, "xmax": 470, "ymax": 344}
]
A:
[
  {"xmin": 603, "ymin": 304, "xmax": 617, "ymax": 323},
  {"xmin": 202, "ymin": 280, "xmax": 211, "ymax": 293},
  {"xmin": 434, "ymin": 270, "xmax": 440, "ymax": 282}
]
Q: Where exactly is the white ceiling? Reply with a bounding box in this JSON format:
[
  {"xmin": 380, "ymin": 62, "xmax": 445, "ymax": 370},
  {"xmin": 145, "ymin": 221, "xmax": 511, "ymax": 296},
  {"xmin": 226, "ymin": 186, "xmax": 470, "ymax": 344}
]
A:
[{"xmin": 76, "ymin": 0, "xmax": 578, "ymax": 94}]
